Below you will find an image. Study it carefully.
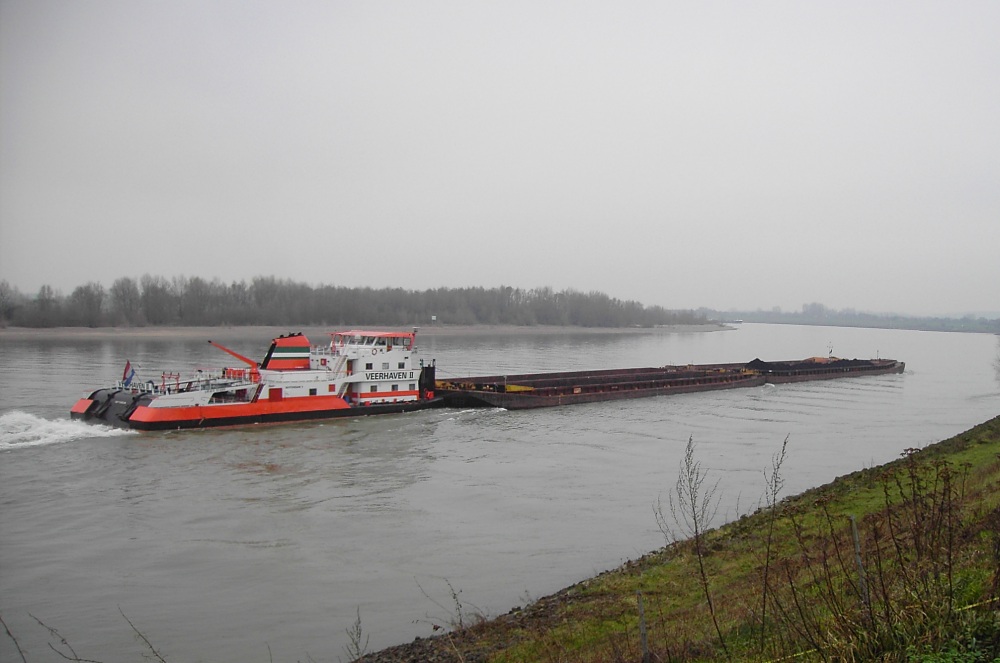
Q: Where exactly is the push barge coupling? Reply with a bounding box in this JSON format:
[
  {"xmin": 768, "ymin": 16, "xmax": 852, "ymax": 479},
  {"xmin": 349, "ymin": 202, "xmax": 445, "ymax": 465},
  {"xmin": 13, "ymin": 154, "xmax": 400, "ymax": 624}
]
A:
[{"xmin": 435, "ymin": 357, "xmax": 905, "ymax": 410}]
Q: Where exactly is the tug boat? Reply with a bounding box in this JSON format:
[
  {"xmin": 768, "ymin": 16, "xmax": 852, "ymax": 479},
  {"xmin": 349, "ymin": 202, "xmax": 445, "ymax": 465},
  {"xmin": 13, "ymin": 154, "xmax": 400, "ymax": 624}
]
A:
[{"xmin": 71, "ymin": 330, "xmax": 440, "ymax": 430}]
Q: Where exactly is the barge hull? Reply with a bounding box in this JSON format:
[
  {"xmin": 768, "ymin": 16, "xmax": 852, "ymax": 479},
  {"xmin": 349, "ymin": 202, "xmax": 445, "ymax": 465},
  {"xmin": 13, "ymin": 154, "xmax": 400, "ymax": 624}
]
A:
[
  {"xmin": 437, "ymin": 358, "xmax": 904, "ymax": 411},
  {"xmin": 747, "ymin": 358, "xmax": 905, "ymax": 383},
  {"xmin": 443, "ymin": 374, "xmax": 765, "ymax": 409}
]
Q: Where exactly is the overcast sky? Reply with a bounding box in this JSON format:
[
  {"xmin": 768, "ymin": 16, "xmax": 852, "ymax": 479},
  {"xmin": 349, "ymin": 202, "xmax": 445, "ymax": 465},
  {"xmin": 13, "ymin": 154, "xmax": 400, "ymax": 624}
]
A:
[{"xmin": 2, "ymin": 1, "xmax": 998, "ymax": 316}]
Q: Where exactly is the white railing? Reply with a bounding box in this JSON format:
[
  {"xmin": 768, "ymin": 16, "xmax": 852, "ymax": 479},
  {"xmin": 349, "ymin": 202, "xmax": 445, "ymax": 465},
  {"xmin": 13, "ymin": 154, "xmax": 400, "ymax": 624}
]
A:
[{"xmin": 115, "ymin": 369, "xmax": 257, "ymax": 396}]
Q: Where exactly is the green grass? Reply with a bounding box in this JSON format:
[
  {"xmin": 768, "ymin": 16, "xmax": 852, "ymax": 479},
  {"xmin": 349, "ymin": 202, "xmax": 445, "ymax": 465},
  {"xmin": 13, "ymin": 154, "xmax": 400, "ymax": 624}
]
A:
[{"xmin": 395, "ymin": 416, "xmax": 1000, "ymax": 663}]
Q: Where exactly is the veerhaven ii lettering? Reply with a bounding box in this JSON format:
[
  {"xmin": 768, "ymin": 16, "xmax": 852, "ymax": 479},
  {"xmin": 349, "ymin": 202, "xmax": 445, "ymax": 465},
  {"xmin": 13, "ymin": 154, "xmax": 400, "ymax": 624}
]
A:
[{"xmin": 364, "ymin": 371, "xmax": 415, "ymax": 381}]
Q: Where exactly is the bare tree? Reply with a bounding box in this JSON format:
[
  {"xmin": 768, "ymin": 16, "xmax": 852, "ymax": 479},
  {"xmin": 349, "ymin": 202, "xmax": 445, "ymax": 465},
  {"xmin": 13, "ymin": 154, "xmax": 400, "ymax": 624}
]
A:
[
  {"xmin": 759, "ymin": 435, "xmax": 790, "ymax": 653},
  {"xmin": 0, "ymin": 280, "xmax": 24, "ymax": 324},
  {"xmin": 140, "ymin": 274, "xmax": 176, "ymax": 324},
  {"xmin": 109, "ymin": 276, "xmax": 143, "ymax": 325},
  {"xmin": 33, "ymin": 284, "xmax": 60, "ymax": 327},
  {"xmin": 68, "ymin": 282, "xmax": 106, "ymax": 327},
  {"xmin": 655, "ymin": 435, "xmax": 730, "ymax": 658}
]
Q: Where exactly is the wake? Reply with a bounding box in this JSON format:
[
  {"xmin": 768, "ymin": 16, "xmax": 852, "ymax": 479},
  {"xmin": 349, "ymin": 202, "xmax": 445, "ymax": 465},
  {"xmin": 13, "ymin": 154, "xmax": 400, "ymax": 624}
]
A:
[{"xmin": 0, "ymin": 411, "xmax": 134, "ymax": 451}]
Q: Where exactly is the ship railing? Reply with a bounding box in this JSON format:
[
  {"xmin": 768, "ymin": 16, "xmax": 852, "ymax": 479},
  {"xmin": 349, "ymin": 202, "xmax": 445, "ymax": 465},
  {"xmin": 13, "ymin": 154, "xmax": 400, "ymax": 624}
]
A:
[
  {"xmin": 324, "ymin": 341, "xmax": 415, "ymax": 358},
  {"xmin": 313, "ymin": 344, "xmax": 341, "ymax": 362},
  {"xmin": 317, "ymin": 344, "xmax": 353, "ymax": 359},
  {"xmin": 311, "ymin": 346, "xmax": 350, "ymax": 375},
  {"xmin": 116, "ymin": 379, "xmax": 178, "ymax": 396},
  {"xmin": 116, "ymin": 380, "xmax": 163, "ymax": 395},
  {"xmin": 222, "ymin": 367, "xmax": 261, "ymax": 383},
  {"xmin": 115, "ymin": 368, "xmax": 258, "ymax": 395},
  {"xmin": 328, "ymin": 345, "xmax": 362, "ymax": 359}
]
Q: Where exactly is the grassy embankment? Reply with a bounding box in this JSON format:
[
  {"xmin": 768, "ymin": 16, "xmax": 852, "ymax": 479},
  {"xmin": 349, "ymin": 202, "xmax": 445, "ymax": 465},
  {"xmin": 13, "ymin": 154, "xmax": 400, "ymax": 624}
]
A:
[{"xmin": 361, "ymin": 417, "xmax": 1000, "ymax": 662}]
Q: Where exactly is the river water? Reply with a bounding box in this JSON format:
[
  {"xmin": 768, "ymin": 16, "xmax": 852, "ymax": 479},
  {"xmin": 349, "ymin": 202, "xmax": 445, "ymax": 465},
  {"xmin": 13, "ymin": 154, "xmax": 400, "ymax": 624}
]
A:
[{"xmin": 1, "ymin": 324, "xmax": 998, "ymax": 661}]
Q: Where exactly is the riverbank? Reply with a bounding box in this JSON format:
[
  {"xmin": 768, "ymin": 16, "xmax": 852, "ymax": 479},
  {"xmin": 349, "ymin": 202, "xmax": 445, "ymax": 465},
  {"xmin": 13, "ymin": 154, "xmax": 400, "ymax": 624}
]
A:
[
  {"xmin": 357, "ymin": 416, "xmax": 1000, "ymax": 662},
  {"xmin": 0, "ymin": 323, "xmax": 731, "ymax": 341}
]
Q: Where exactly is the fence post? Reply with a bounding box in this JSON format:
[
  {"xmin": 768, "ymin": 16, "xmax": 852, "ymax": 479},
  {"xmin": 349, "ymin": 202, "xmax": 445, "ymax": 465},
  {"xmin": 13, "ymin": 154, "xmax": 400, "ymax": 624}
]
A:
[
  {"xmin": 850, "ymin": 515, "xmax": 872, "ymax": 621},
  {"xmin": 637, "ymin": 590, "xmax": 651, "ymax": 663}
]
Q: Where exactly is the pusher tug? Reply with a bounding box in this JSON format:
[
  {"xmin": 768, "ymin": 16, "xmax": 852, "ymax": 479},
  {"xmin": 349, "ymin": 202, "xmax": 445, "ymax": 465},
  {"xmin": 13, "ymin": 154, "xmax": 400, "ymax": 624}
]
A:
[{"xmin": 71, "ymin": 330, "xmax": 440, "ymax": 430}]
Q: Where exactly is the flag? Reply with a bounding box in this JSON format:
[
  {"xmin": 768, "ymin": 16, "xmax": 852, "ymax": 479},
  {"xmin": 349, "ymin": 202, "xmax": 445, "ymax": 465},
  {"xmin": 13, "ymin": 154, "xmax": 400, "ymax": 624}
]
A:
[{"xmin": 122, "ymin": 360, "xmax": 136, "ymax": 387}]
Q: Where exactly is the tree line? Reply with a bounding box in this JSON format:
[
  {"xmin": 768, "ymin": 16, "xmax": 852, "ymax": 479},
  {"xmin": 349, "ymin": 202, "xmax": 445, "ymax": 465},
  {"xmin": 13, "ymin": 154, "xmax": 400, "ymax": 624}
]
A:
[
  {"xmin": 0, "ymin": 276, "xmax": 707, "ymax": 329},
  {"xmin": 706, "ymin": 301, "xmax": 1000, "ymax": 334}
]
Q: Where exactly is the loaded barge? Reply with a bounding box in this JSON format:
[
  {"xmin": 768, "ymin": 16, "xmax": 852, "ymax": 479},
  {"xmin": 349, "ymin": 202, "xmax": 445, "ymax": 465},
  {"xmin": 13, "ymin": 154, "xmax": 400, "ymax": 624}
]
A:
[{"xmin": 435, "ymin": 357, "xmax": 904, "ymax": 410}]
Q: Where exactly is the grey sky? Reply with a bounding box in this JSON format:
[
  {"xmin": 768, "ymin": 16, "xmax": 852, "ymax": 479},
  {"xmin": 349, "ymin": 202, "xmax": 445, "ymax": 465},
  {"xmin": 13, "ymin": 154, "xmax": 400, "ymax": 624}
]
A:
[{"xmin": 2, "ymin": 1, "xmax": 998, "ymax": 317}]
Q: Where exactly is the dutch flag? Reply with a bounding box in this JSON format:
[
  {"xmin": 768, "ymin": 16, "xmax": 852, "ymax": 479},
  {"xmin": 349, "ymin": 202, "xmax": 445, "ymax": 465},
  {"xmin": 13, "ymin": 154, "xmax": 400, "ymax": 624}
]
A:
[{"xmin": 122, "ymin": 360, "xmax": 136, "ymax": 387}]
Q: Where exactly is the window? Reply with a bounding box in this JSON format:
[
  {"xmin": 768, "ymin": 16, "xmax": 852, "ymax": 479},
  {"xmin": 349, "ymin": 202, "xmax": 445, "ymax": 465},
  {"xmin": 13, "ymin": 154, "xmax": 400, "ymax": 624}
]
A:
[
  {"xmin": 309, "ymin": 388, "xmax": 317, "ymax": 396},
  {"xmin": 365, "ymin": 362, "xmax": 373, "ymax": 370},
  {"xmin": 382, "ymin": 362, "xmax": 389, "ymax": 370},
  {"xmin": 391, "ymin": 384, "xmax": 399, "ymax": 392},
  {"xmin": 370, "ymin": 385, "xmax": 377, "ymax": 392},
  {"xmin": 398, "ymin": 362, "xmax": 405, "ymax": 369},
  {"xmin": 409, "ymin": 383, "xmax": 416, "ymax": 391}
]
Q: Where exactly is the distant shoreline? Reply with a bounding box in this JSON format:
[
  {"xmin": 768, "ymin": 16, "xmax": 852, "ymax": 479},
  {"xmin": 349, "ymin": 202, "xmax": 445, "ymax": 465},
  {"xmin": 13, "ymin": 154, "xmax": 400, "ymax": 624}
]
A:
[{"xmin": 0, "ymin": 323, "xmax": 732, "ymax": 341}]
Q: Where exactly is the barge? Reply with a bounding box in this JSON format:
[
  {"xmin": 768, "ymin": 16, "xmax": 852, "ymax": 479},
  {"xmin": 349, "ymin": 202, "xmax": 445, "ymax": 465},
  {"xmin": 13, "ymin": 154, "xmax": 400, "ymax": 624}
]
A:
[
  {"xmin": 436, "ymin": 357, "xmax": 904, "ymax": 410},
  {"xmin": 71, "ymin": 330, "xmax": 440, "ymax": 430},
  {"xmin": 745, "ymin": 357, "xmax": 906, "ymax": 383}
]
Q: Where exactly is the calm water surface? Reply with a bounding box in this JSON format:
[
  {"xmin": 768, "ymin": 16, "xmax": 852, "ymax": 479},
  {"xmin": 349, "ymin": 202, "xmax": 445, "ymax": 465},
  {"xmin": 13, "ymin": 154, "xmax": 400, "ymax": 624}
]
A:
[{"xmin": 1, "ymin": 324, "xmax": 998, "ymax": 661}]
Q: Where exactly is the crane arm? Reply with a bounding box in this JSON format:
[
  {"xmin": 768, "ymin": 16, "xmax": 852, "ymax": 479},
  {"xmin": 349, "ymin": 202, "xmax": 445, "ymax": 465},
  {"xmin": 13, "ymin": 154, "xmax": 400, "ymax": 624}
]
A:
[{"xmin": 208, "ymin": 340, "xmax": 258, "ymax": 368}]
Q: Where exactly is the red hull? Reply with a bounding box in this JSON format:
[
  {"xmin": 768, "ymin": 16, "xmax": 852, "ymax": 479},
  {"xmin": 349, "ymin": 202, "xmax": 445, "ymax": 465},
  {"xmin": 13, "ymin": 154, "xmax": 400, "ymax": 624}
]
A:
[{"xmin": 72, "ymin": 392, "xmax": 444, "ymax": 431}]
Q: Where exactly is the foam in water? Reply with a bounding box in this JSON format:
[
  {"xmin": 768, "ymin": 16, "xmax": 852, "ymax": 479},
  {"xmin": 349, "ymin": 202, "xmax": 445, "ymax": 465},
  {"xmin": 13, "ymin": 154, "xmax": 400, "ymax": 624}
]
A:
[{"xmin": 0, "ymin": 411, "xmax": 134, "ymax": 450}]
